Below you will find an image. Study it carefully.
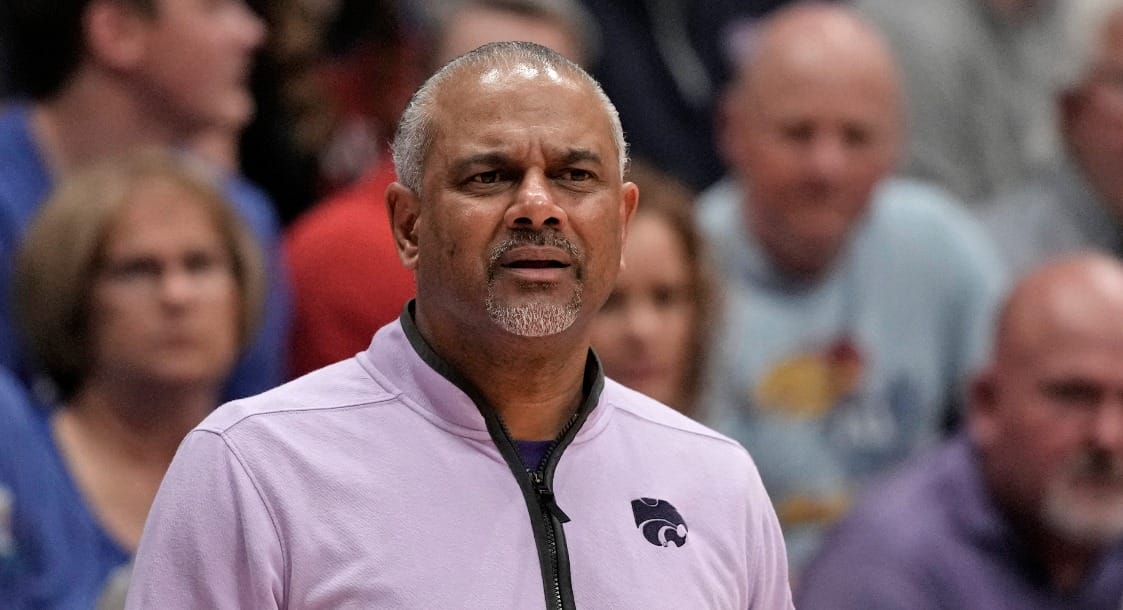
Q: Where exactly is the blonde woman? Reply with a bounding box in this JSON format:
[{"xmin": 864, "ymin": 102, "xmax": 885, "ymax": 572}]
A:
[{"xmin": 1, "ymin": 149, "xmax": 264, "ymax": 608}]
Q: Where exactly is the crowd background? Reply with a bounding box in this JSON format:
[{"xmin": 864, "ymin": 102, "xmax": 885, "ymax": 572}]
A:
[{"xmin": 1, "ymin": 0, "xmax": 1122, "ymax": 607}]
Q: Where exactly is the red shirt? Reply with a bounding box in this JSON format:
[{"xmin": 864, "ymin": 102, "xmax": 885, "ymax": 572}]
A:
[{"xmin": 284, "ymin": 154, "xmax": 415, "ymax": 377}]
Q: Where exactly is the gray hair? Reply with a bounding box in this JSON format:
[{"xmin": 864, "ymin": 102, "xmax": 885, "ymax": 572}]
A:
[
  {"xmin": 1053, "ymin": 0, "xmax": 1123, "ymax": 93},
  {"xmin": 391, "ymin": 41, "xmax": 628, "ymax": 195}
]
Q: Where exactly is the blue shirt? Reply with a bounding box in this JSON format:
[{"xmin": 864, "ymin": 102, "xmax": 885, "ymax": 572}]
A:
[
  {"xmin": 0, "ymin": 104, "xmax": 290, "ymax": 402},
  {"xmin": 0, "ymin": 368, "xmax": 130, "ymax": 610},
  {"xmin": 696, "ymin": 176, "xmax": 1008, "ymax": 573}
]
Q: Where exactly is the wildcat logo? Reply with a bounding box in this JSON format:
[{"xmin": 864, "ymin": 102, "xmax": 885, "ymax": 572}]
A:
[{"xmin": 631, "ymin": 497, "xmax": 688, "ymax": 547}]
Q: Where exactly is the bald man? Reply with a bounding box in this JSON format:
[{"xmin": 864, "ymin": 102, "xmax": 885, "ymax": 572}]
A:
[
  {"xmin": 797, "ymin": 252, "xmax": 1123, "ymax": 609},
  {"xmin": 696, "ymin": 2, "xmax": 1008, "ymax": 573}
]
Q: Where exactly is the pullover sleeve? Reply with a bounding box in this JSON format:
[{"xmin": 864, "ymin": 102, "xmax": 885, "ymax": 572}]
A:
[
  {"xmin": 126, "ymin": 429, "xmax": 284, "ymax": 609},
  {"xmin": 744, "ymin": 456, "xmax": 795, "ymax": 609}
]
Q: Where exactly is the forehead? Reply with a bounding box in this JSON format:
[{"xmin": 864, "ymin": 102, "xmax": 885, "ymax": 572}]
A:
[
  {"xmin": 429, "ymin": 65, "xmax": 618, "ymax": 164},
  {"xmin": 105, "ymin": 180, "xmax": 220, "ymax": 246},
  {"xmin": 741, "ymin": 22, "xmax": 899, "ymax": 120},
  {"xmin": 623, "ymin": 215, "xmax": 689, "ymax": 270},
  {"xmin": 1007, "ymin": 309, "xmax": 1123, "ymax": 378},
  {"xmin": 751, "ymin": 61, "xmax": 896, "ymax": 121},
  {"xmin": 1019, "ymin": 341, "xmax": 1123, "ymax": 393}
]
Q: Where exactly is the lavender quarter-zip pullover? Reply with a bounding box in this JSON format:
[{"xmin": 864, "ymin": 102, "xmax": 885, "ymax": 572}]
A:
[{"xmin": 127, "ymin": 313, "xmax": 793, "ymax": 609}]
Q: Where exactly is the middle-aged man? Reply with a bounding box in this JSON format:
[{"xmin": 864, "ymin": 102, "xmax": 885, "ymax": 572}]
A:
[
  {"xmin": 284, "ymin": 0, "xmax": 598, "ymax": 378},
  {"xmin": 797, "ymin": 252, "xmax": 1123, "ymax": 609},
  {"xmin": 697, "ymin": 2, "xmax": 1008, "ymax": 574},
  {"xmin": 985, "ymin": 0, "xmax": 1123, "ymax": 277},
  {"xmin": 125, "ymin": 42, "xmax": 794, "ymax": 609}
]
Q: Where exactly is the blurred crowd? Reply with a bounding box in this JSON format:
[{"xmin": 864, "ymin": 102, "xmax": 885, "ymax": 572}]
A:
[{"xmin": 1, "ymin": 0, "xmax": 1122, "ymax": 608}]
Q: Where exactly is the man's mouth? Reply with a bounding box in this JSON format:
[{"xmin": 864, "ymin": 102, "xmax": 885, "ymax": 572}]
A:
[
  {"xmin": 504, "ymin": 259, "xmax": 570, "ymax": 269},
  {"xmin": 489, "ymin": 231, "xmax": 582, "ymax": 282}
]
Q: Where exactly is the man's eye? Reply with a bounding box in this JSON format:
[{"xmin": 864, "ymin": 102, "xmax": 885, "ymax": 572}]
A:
[
  {"xmin": 781, "ymin": 123, "xmax": 814, "ymax": 143},
  {"xmin": 559, "ymin": 169, "xmax": 592, "ymax": 182},
  {"xmin": 471, "ymin": 171, "xmax": 502, "ymax": 184}
]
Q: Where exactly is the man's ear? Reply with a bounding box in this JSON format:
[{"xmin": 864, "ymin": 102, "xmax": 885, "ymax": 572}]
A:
[
  {"xmin": 966, "ymin": 368, "xmax": 1000, "ymax": 447},
  {"xmin": 386, "ymin": 182, "xmax": 421, "ymax": 270},
  {"xmin": 716, "ymin": 90, "xmax": 744, "ymax": 170},
  {"xmin": 1058, "ymin": 88, "xmax": 1086, "ymax": 139},
  {"xmin": 618, "ymin": 180, "xmax": 639, "ymax": 270},
  {"xmin": 84, "ymin": 0, "xmax": 150, "ymax": 70}
]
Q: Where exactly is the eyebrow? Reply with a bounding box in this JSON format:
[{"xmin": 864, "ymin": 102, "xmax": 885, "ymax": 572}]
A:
[
  {"xmin": 449, "ymin": 148, "xmax": 604, "ymax": 177},
  {"xmin": 557, "ymin": 149, "xmax": 602, "ymax": 166},
  {"xmin": 450, "ymin": 152, "xmax": 511, "ymax": 177}
]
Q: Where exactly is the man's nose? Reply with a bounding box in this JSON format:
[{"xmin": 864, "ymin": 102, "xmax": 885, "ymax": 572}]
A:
[
  {"xmin": 1090, "ymin": 397, "xmax": 1123, "ymax": 452},
  {"xmin": 807, "ymin": 136, "xmax": 848, "ymax": 179},
  {"xmin": 505, "ymin": 170, "xmax": 567, "ymax": 230}
]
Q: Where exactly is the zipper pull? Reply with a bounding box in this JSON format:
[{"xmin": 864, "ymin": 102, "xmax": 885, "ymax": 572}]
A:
[{"xmin": 530, "ymin": 471, "xmax": 571, "ymax": 523}]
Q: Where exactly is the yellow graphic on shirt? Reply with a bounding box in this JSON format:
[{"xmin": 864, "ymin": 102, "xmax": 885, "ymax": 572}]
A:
[
  {"xmin": 753, "ymin": 339, "xmax": 864, "ymax": 418},
  {"xmin": 776, "ymin": 493, "xmax": 851, "ymax": 527}
]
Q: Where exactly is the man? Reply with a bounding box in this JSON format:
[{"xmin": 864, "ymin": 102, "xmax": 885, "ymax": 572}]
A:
[
  {"xmin": 854, "ymin": 0, "xmax": 1063, "ymax": 204},
  {"xmin": 126, "ymin": 42, "xmax": 793, "ymax": 608},
  {"xmin": 576, "ymin": 0, "xmax": 812, "ymax": 191},
  {"xmin": 797, "ymin": 253, "xmax": 1123, "ymax": 609},
  {"xmin": 0, "ymin": 0, "xmax": 288, "ymax": 401},
  {"xmin": 985, "ymin": 0, "xmax": 1123, "ymax": 277},
  {"xmin": 284, "ymin": 0, "xmax": 598, "ymax": 377},
  {"xmin": 698, "ymin": 3, "xmax": 1007, "ymax": 573}
]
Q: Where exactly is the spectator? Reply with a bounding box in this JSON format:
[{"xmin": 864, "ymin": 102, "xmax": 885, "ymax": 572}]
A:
[
  {"xmin": 578, "ymin": 0, "xmax": 808, "ymax": 191},
  {"xmin": 855, "ymin": 0, "xmax": 1064, "ymax": 204},
  {"xmin": 698, "ymin": 2, "xmax": 1007, "ymax": 573},
  {"xmin": 0, "ymin": 365, "xmax": 42, "ymax": 606},
  {"xmin": 284, "ymin": 0, "xmax": 597, "ymax": 377},
  {"xmin": 252, "ymin": 0, "xmax": 422, "ymax": 216},
  {"xmin": 0, "ymin": 0, "xmax": 289, "ymax": 402},
  {"xmin": 590, "ymin": 161, "xmax": 717, "ymax": 417},
  {"xmin": 0, "ymin": 150, "xmax": 265, "ymax": 609},
  {"xmin": 985, "ymin": 0, "xmax": 1123, "ymax": 277},
  {"xmin": 797, "ymin": 252, "xmax": 1123, "ymax": 609},
  {"xmin": 125, "ymin": 41, "xmax": 793, "ymax": 608}
]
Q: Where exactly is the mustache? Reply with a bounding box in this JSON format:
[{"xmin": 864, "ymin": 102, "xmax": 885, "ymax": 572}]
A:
[
  {"xmin": 487, "ymin": 229, "xmax": 583, "ymax": 276},
  {"xmin": 1066, "ymin": 449, "xmax": 1123, "ymax": 484}
]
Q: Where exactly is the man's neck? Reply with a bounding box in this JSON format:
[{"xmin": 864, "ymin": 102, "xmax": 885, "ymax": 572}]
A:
[
  {"xmin": 416, "ymin": 306, "xmax": 592, "ymax": 441},
  {"xmin": 31, "ymin": 69, "xmax": 181, "ymax": 175}
]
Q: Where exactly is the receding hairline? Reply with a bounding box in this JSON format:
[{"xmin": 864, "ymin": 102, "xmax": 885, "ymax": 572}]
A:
[
  {"xmin": 432, "ymin": 61, "xmax": 620, "ymax": 162},
  {"xmin": 393, "ymin": 41, "xmax": 628, "ymax": 193}
]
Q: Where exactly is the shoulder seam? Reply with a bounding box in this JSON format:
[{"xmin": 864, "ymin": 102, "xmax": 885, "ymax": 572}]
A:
[{"xmin": 201, "ymin": 394, "xmax": 400, "ymax": 435}]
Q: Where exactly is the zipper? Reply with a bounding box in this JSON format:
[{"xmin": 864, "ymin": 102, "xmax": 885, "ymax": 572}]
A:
[
  {"xmin": 531, "ymin": 469, "xmax": 569, "ymax": 609},
  {"xmin": 398, "ymin": 310, "xmax": 600, "ymax": 610}
]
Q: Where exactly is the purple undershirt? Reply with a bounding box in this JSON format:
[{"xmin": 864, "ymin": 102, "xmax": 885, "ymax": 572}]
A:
[{"xmin": 515, "ymin": 440, "xmax": 553, "ymax": 471}]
